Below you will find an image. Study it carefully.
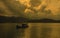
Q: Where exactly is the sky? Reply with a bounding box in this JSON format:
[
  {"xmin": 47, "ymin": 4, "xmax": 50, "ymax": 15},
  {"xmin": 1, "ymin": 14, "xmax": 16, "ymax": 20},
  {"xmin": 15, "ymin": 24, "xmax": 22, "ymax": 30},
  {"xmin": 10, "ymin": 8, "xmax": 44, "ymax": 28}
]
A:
[{"xmin": 0, "ymin": 0, "xmax": 60, "ymax": 20}]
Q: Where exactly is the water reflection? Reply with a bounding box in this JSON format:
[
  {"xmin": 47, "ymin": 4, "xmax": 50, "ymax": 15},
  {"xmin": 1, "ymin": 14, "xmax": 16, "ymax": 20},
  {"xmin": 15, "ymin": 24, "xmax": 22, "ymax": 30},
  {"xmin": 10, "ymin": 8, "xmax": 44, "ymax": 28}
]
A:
[
  {"xmin": 40, "ymin": 26, "xmax": 52, "ymax": 38},
  {"xmin": 0, "ymin": 23, "xmax": 60, "ymax": 38}
]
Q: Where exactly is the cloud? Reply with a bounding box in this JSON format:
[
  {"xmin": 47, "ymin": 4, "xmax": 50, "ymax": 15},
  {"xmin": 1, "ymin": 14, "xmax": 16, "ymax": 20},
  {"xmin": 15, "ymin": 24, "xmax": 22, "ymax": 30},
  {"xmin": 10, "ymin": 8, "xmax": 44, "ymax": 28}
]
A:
[{"xmin": 1, "ymin": 0, "xmax": 60, "ymax": 20}]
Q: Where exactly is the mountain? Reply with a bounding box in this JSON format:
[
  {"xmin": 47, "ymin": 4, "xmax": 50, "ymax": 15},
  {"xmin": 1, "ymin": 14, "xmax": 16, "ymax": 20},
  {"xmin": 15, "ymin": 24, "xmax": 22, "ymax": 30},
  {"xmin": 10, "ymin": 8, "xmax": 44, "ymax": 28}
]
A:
[
  {"xmin": 28, "ymin": 18, "xmax": 60, "ymax": 23},
  {"xmin": 0, "ymin": 16, "xmax": 60, "ymax": 23},
  {"xmin": 0, "ymin": 16, "xmax": 28, "ymax": 23}
]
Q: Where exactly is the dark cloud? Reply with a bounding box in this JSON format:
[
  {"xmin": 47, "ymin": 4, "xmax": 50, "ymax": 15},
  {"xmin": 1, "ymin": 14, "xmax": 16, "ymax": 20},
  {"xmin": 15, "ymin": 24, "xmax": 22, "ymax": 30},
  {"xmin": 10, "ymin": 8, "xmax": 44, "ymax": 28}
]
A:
[{"xmin": 0, "ymin": 0, "xmax": 60, "ymax": 20}]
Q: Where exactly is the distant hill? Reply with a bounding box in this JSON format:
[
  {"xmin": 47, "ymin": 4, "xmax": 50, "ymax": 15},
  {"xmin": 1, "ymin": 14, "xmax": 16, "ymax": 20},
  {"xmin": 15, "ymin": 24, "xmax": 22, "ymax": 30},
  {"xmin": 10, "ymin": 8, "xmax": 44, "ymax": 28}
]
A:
[
  {"xmin": 0, "ymin": 16, "xmax": 28, "ymax": 23},
  {"xmin": 0, "ymin": 16, "xmax": 60, "ymax": 23},
  {"xmin": 28, "ymin": 18, "xmax": 60, "ymax": 23}
]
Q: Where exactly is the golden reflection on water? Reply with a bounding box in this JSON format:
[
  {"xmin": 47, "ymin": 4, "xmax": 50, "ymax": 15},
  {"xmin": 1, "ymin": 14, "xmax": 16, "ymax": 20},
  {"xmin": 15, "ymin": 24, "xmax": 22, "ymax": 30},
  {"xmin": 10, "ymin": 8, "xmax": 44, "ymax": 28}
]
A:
[
  {"xmin": 24, "ymin": 23, "xmax": 60, "ymax": 38},
  {"xmin": 0, "ymin": 23, "xmax": 60, "ymax": 38}
]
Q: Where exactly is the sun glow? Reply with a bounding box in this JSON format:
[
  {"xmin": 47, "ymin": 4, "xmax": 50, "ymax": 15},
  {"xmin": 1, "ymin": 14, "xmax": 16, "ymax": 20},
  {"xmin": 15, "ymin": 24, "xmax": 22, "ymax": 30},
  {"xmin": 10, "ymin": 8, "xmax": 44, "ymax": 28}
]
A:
[
  {"xmin": 18, "ymin": 0, "xmax": 31, "ymax": 7},
  {"xmin": 17, "ymin": 0, "xmax": 60, "ymax": 15}
]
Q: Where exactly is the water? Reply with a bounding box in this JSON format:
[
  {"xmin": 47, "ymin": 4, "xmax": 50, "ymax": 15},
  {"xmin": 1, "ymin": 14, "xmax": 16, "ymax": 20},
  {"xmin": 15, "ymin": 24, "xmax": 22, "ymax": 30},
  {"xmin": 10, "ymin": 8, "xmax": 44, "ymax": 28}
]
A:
[
  {"xmin": 0, "ymin": 23, "xmax": 60, "ymax": 38},
  {"xmin": 0, "ymin": 23, "xmax": 17, "ymax": 38}
]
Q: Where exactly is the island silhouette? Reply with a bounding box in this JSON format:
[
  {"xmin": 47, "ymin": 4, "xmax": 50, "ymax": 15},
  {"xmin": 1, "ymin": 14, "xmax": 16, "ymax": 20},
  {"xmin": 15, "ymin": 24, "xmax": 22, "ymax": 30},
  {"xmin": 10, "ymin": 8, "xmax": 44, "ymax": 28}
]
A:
[{"xmin": 0, "ymin": 16, "xmax": 60, "ymax": 23}]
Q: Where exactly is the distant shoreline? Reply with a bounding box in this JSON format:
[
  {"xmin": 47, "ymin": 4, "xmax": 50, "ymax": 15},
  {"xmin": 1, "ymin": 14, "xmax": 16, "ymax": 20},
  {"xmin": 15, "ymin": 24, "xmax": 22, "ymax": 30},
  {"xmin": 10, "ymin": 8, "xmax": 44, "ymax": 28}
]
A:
[{"xmin": 0, "ymin": 16, "xmax": 60, "ymax": 23}]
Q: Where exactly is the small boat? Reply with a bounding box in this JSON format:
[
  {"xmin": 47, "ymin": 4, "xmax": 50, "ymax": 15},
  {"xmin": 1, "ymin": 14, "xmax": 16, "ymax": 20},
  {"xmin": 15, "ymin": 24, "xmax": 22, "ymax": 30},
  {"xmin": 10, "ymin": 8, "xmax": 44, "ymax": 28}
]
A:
[{"xmin": 16, "ymin": 24, "xmax": 28, "ymax": 29}]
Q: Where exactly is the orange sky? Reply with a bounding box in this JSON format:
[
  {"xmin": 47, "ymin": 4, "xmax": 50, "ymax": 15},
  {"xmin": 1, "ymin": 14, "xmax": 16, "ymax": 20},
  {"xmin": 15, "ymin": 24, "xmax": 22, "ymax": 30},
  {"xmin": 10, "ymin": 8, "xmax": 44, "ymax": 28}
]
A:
[{"xmin": 17, "ymin": 0, "xmax": 60, "ymax": 15}]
